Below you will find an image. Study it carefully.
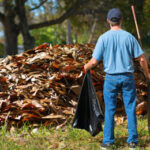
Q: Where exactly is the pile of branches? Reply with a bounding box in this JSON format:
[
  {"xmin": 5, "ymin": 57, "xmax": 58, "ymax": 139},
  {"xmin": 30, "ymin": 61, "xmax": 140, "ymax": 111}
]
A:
[{"xmin": 0, "ymin": 43, "xmax": 147, "ymax": 129}]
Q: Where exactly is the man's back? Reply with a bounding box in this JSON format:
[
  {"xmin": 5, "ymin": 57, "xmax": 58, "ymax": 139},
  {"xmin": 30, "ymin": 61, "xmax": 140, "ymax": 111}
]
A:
[{"xmin": 92, "ymin": 29, "xmax": 143, "ymax": 74}]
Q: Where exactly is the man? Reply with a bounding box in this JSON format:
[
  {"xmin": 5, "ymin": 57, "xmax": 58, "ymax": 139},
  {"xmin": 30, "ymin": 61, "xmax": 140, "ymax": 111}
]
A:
[{"xmin": 84, "ymin": 8, "xmax": 150, "ymax": 150}]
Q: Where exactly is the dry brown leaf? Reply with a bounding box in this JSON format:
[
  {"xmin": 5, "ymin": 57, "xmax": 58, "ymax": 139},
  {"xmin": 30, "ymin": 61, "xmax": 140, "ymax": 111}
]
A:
[
  {"xmin": 42, "ymin": 114, "xmax": 66, "ymax": 119},
  {"xmin": 0, "ymin": 43, "xmax": 147, "ymax": 129}
]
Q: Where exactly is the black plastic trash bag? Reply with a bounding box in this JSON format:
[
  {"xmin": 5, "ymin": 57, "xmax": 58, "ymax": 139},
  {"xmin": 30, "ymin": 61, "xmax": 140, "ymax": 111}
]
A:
[
  {"xmin": 147, "ymin": 81, "xmax": 150, "ymax": 133},
  {"xmin": 72, "ymin": 70, "xmax": 104, "ymax": 136}
]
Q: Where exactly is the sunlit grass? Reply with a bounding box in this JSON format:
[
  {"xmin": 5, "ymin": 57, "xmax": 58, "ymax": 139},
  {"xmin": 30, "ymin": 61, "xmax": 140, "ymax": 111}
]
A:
[{"xmin": 0, "ymin": 115, "xmax": 149, "ymax": 150}]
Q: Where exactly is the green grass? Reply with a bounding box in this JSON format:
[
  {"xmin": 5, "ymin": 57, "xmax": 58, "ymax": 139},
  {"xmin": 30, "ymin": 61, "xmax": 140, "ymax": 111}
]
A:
[{"xmin": 0, "ymin": 115, "xmax": 149, "ymax": 150}]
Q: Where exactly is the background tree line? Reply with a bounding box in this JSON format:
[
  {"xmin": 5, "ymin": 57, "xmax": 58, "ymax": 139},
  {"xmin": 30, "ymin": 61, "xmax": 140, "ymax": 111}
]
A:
[{"xmin": 0, "ymin": 0, "xmax": 150, "ymax": 57}]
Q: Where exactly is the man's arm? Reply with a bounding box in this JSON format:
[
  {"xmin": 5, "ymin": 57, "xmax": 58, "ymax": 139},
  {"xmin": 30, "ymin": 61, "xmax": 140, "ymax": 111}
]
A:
[
  {"xmin": 84, "ymin": 57, "xmax": 99, "ymax": 72},
  {"xmin": 138, "ymin": 54, "xmax": 150, "ymax": 80}
]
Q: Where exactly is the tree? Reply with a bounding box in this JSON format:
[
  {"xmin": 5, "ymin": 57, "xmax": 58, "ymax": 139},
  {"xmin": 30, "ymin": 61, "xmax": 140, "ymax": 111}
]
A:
[
  {"xmin": 0, "ymin": 0, "xmax": 149, "ymax": 56},
  {"xmin": 15, "ymin": 0, "xmax": 35, "ymax": 51},
  {"xmin": 0, "ymin": 1, "xmax": 19, "ymax": 55},
  {"xmin": 66, "ymin": 19, "xmax": 72, "ymax": 44},
  {"xmin": 0, "ymin": 0, "xmax": 91, "ymax": 56},
  {"xmin": 72, "ymin": 0, "xmax": 150, "ymax": 46}
]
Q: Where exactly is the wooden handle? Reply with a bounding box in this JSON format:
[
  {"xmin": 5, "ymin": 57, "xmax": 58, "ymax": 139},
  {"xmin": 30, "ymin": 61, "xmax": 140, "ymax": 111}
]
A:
[{"xmin": 131, "ymin": 5, "xmax": 142, "ymax": 47}]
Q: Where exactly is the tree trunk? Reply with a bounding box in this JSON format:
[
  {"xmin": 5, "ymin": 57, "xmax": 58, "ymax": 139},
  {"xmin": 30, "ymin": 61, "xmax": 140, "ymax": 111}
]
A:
[
  {"xmin": 3, "ymin": 18, "xmax": 19, "ymax": 56},
  {"xmin": 74, "ymin": 32, "xmax": 78, "ymax": 43},
  {"xmin": 88, "ymin": 18, "xmax": 97, "ymax": 43},
  {"xmin": 15, "ymin": 0, "xmax": 35, "ymax": 50},
  {"xmin": 66, "ymin": 20, "xmax": 73, "ymax": 44},
  {"xmin": 2, "ymin": 0, "xmax": 19, "ymax": 56}
]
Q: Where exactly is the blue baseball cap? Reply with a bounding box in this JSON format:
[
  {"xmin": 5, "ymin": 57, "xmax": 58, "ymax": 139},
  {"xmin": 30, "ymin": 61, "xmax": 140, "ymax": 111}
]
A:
[{"xmin": 107, "ymin": 8, "xmax": 122, "ymax": 22}]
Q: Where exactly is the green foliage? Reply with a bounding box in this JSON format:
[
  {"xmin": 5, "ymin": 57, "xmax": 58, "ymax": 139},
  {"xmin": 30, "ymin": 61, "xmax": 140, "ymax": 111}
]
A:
[
  {"xmin": 142, "ymin": 35, "xmax": 150, "ymax": 49},
  {"xmin": 0, "ymin": 0, "xmax": 150, "ymax": 50},
  {"xmin": 109, "ymin": 0, "xmax": 150, "ymax": 48},
  {"xmin": 18, "ymin": 34, "xmax": 23, "ymax": 45},
  {"xmin": 70, "ymin": 15, "xmax": 92, "ymax": 43},
  {"xmin": 31, "ymin": 25, "xmax": 66, "ymax": 46}
]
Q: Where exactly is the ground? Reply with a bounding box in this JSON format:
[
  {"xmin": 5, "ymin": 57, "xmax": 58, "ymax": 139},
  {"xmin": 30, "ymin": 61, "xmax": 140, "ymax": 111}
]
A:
[{"xmin": 0, "ymin": 115, "xmax": 149, "ymax": 150}]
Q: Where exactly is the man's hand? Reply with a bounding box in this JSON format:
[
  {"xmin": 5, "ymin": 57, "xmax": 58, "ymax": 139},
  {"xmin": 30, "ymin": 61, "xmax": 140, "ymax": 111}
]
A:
[{"xmin": 84, "ymin": 57, "xmax": 99, "ymax": 73}]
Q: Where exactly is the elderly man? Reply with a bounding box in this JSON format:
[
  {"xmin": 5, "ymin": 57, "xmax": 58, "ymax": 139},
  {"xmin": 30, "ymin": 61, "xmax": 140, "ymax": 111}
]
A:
[{"xmin": 84, "ymin": 8, "xmax": 150, "ymax": 150}]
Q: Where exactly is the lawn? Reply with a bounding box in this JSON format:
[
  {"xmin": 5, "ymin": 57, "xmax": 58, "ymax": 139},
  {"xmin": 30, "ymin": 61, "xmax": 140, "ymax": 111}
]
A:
[{"xmin": 0, "ymin": 115, "xmax": 149, "ymax": 150}]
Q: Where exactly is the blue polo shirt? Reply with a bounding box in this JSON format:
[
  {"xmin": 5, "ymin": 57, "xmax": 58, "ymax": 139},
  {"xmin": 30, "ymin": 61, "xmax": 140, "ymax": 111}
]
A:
[{"xmin": 92, "ymin": 29, "xmax": 144, "ymax": 74}]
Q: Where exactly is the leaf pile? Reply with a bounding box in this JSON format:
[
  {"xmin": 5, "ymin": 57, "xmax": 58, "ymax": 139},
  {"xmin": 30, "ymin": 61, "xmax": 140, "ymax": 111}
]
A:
[{"xmin": 0, "ymin": 43, "xmax": 148, "ymax": 128}]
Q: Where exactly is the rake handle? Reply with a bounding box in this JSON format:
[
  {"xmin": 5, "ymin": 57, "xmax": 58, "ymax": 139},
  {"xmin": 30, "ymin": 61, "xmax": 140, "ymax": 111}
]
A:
[{"xmin": 131, "ymin": 5, "xmax": 142, "ymax": 47}]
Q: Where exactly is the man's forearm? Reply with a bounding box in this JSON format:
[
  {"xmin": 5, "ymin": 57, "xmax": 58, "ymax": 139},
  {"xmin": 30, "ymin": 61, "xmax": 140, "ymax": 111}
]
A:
[
  {"xmin": 84, "ymin": 57, "xmax": 98, "ymax": 71},
  {"xmin": 139, "ymin": 56, "xmax": 149, "ymax": 77},
  {"xmin": 86, "ymin": 61, "xmax": 97, "ymax": 70}
]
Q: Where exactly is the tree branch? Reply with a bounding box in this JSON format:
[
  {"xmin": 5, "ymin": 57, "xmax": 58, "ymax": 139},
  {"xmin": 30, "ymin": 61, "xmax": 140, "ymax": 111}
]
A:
[
  {"xmin": 29, "ymin": 0, "xmax": 91, "ymax": 29},
  {"xmin": 0, "ymin": 12, "xmax": 5, "ymax": 22},
  {"xmin": 29, "ymin": 0, "xmax": 48, "ymax": 11},
  {"xmin": 76, "ymin": 8, "xmax": 106, "ymax": 16}
]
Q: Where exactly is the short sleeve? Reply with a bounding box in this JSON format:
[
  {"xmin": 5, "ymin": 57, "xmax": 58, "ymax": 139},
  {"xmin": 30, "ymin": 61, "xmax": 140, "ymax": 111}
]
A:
[
  {"xmin": 92, "ymin": 36, "xmax": 104, "ymax": 61},
  {"xmin": 131, "ymin": 36, "xmax": 144, "ymax": 58}
]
